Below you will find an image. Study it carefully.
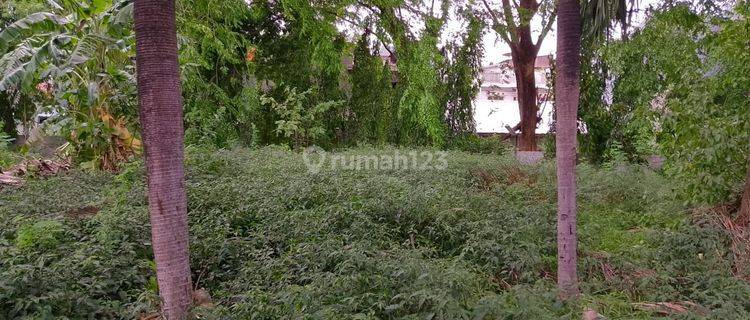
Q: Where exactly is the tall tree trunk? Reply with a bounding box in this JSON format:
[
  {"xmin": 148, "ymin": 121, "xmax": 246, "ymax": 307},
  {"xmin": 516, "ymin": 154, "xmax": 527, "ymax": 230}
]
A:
[
  {"xmin": 511, "ymin": 53, "xmax": 539, "ymax": 151},
  {"xmin": 555, "ymin": 0, "xmax": 582, "ymax": 300},
  {"xmin": 510, "ymin": 18, "xmax": 540, "ymax": 151},
  {"xmin": 133, "ymin": 0, "xmax": 192, "ymax": 318},
  {"xmin": 736, "ymin": 162, "xmax": 750, "ymax": 227}
]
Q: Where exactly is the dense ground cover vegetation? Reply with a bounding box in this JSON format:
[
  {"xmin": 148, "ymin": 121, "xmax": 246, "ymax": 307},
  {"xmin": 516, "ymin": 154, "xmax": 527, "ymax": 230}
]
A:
[
  {"xmin": 2, "ymin": 0, "xmax": 750, "ymax": 317},
  {"xmin": 2, "ymin": 147, "xmax": 748, "ymax": 318}
]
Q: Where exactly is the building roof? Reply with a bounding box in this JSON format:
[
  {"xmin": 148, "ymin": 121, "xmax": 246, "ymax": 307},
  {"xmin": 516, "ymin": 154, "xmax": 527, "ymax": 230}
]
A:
[
  {"xmin": 486, "ymin": 53, "xmax": 554, "ymax": 70},
  {"xmin": 500, "ymin": 53, "xmax": 554, "ymax": 69}
]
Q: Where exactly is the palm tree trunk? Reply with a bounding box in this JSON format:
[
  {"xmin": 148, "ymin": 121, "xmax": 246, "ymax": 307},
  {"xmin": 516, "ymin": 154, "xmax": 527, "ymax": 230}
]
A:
[
  {"xmin": 555, "ymin": 0, "xmax": 582, "ymax": 300},
  {"xmin": 133, "ymin": 0, "xmax": 192, "ymax": 318}
]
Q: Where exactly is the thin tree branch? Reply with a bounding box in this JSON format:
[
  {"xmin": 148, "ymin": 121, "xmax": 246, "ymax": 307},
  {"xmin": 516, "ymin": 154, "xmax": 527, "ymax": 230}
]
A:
[
  {"xmin": 337, "ymin": 14, "xmax": 397, "ymax": 59},
  {"xmin": 500, "ymin": 0, "xmax": 520, "ymax": 43},
  {"xmin": 535, "ymin": 10, "xmax": 556, "ymax": 51},
  {"xmin": 481, "ymin": 0, "xmax": 513, "ymax": 44},
  {"xmin": 481, "ymin": 0, "xmax": 502, "ymax": 26},
  {"xmin": 379, "ymin": 39, "xmax": 396, "ymax": 59},
  {"xmin": 356, "ymin": 0, "xmax": 382, "ymax": 16},
  {"xmin": 401, "ymin": 2, "xmax": 433, "ymax": 20}
]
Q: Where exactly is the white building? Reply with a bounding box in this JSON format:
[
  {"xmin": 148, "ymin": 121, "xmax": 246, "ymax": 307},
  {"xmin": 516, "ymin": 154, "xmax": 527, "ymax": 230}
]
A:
[{"xmin": 474, "ymin": 54, "xmax": 555, "ymax": 134}]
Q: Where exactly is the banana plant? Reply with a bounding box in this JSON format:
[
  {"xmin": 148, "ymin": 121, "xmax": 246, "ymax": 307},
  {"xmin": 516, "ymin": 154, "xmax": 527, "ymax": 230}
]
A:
[{"xmin": 0, "ymin": 0, "xmax": 139, "ymax": 170}]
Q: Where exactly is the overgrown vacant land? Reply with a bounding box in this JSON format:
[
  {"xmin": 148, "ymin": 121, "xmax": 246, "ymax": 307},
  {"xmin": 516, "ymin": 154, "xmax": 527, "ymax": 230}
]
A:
[{"xmin": 1, "ymin": 147, "xmax": 748, "ymax": 319}]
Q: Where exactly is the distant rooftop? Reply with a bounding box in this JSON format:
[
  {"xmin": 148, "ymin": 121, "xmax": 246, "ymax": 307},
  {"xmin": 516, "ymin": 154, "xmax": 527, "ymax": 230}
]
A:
[{"xmin": 485, "ymin": 54, "xmax": 553, "ymax": 70}]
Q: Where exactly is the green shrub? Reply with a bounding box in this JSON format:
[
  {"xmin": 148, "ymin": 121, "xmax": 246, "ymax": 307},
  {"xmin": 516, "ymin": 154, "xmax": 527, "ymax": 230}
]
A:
[
  {"xmin": 262, "ymin": 86, "xmax": 343, "ymax": 149},
  {"xmin": 15, "ymin": 220, "xmax": 66, "ymax": 250}
]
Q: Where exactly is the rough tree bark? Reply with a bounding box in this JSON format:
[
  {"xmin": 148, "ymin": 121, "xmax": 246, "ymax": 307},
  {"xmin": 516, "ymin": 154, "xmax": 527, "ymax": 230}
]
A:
[
  {"xmin": 555, "ymin": 0, "xmax": 582, "ymax": 300},
  {"xmin": 133, "ymin": 0, "xmax": 192, "ymax": 318},
  {"xmin": 510, "ymin": 45, "xmax": 539, "ymax": 151}
]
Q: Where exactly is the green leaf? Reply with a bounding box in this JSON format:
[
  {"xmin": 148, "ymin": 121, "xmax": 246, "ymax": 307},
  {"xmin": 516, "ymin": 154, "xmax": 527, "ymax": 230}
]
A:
[
  {"xmin": 0, "ymin": 40, "xmax": 35, "ymax": 77},
  {"xmin": 66, "ymin": 33, "xmax": 114, "ymax": 67},
  {"xmin": 46, "ymin": 0, "xmax": 64, "ymax": 11},
  {"xmin": 91, "ymin": 0, "xmax": 110, "ymax": 14},
  {"xmin": 0, "ymin": 12, "xmax": 69, "ymax": 53},
  {"xmin": 0, "ymin": 41, "xmax": 51, "ymax": 91},
  {"xmin": 110, "ymin": 1, "xmax": 134, "ymax": 27}
]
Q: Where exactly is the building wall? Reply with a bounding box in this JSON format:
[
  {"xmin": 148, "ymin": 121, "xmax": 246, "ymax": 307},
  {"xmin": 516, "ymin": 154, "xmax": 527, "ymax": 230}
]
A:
[{"xmin": 473, "ymin": 56, "xmax": 555, "ymax": 134}]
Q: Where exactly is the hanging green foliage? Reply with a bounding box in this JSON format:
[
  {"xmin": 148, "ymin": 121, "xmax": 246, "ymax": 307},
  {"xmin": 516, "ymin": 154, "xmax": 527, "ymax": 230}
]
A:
[
  {"xmin": 178, "ymin": 0, "xmax": 259, "ymax": 147},
  {"xmin": 396, "ymin": 38, "xmax": 445, "ymax": 146},
  {"xmin": 388, "ymin": 15, "xmax": 447, "ymax": 147},
  {"xmin": 242, "ymin": 0, "xmax": 348, "ymax": 147},
  {"xmin": 178, "ymin": 0, "xmax": 350, "ymax": 148},
  {"xmin": 348, "ymin": 34, "xmax": 395, "ymax": 144},
  {"xmin": 443, "ymin": 14, "xmax": 484, "ymax": 135},
  {"xmin": 375, "ymin": 63, "xmax": 397, "ymax": 144}
]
